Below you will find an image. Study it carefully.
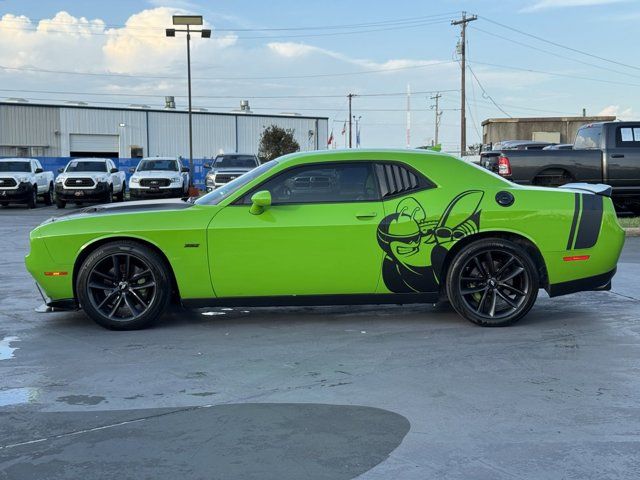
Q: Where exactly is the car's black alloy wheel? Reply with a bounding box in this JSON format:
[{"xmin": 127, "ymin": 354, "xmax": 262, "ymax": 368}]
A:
[
  {"xmin": 446, "ymin": 239, "xmax": 539, "ymax": 326},
  {"xmin": 77, "ymin": 241, "xmax": 171, "ymax": 330}
]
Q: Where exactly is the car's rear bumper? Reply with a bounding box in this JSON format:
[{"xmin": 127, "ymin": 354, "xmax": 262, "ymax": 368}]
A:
[
  {"xmin": 548, "ymin": 268, "xmax": 616, "ymax": 297},
  {"xmin": 130, "ymin": 187, "xmax": 184, "ymax": 199}
]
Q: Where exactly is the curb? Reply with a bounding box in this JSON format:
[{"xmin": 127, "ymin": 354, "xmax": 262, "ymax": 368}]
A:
[{"xmin": 624, "ymin": 228, "xmax": 640, "ymax": 237}]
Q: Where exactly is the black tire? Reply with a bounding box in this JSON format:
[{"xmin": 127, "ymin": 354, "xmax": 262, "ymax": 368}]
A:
[
  {"xmin": 116, "ymin": 183, "xmax": 125, "ymax": 202},
  {"xmin": 56, "ymin": 196, "xmax": 66, "ymax": 209},
  {"xmin": 76, "ymin": 240, "xmax": 172, "ymax": 330},
  {"xmin": 27, "ymin": 186, "xmax": 37, "ymax": 209},
  {"xmin": 0, "ymin": 202, "xmax": 8, "ymax": 208},
  {"xmin": 43, "ymin": 183, "xmax": 54, "ymax": 206},
  {"xmin": 445, "ymin": 238, "xmax": 539, "ymax": 327},
  {"xmin": 105, "ymin": 187, "xmax": 113, "ymax": 204}
]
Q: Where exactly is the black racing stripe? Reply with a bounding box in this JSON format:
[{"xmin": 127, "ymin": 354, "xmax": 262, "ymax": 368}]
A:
[
  {"xmin": 566, "ymin": 193, "xmax": 580, "ymax": 250},
  {"xmin": 574, "ymin": 194, "xmax": 604, "ymax": 249}
]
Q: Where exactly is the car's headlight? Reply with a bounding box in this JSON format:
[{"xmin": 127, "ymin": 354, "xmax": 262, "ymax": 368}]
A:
[
  {"xmin": 130, "ymin": 176, "xmax": 140, "ymax": 184},
  {"xmin": 55, "ymin": 176, "xmax": 65, "ymax": 183},
  {"xmin": 95, "ymin": 175, "xmax": 108, "ymax": 182},
  {"xmin": 170, "ymin": 176, "xmax": 182, "ymax": 184},
  {"xmin": 205, "ymin": 175, "xmax": 215, "ymax": 185},
  {"xmin": 18, "ymin": 176, "xmax": 30, "ymax": 183}
]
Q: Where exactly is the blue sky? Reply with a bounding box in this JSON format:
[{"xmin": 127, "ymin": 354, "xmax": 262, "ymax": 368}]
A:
[{"xmin": 0, "ymin": 0, "xmax": 638, "ymax": 151}]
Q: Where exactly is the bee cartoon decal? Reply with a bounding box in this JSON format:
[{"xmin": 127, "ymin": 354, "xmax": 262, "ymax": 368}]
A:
[{"xmin": 376, "ymin": 190, "xmax": 484, "ymax": 293}]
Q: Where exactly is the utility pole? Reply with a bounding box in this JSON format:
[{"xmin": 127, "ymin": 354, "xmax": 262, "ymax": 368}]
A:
[
  {"xmin": 430, "ymin": 92, "xmax": 442, "ymax": 146},
  {"xmin": 347, "ymin": 93, "xmax": 355, "ymax": 148},
  {"xmin": 451, "ymin": 11, "xmax": 476, "ymax": 156}
]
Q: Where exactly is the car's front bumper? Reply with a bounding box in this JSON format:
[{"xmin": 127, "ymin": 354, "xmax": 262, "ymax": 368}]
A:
[
  {"xmin": 129, "ymin": 187, "xmax": 184, "ymax": 198},
  {"xmin": 55, "ymin": 182, "xmax": 109, "ymax": 202},
  {"xmin": 0, "ymin": 183, "xmax": 33, "ymax": 202}
]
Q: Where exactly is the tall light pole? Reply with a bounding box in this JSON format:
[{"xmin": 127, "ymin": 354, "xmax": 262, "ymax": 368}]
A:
[{"xmin": 166, "ymin": 15, "xmax": 211, "ymax": 191}]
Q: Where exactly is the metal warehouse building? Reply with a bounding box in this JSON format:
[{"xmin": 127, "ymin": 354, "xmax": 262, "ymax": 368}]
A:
[{"xmin": 0, "ymin": 101, "xmax": 329, "ymax": 159}]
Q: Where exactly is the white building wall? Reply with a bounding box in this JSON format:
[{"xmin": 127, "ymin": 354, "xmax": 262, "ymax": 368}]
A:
[
  {"xmin": 0, "ymin": 105, "xmax": 61, "ymax": 156},
  {"xmin": 147, "ymin": 111, "xmax": 236, "ymax": 158},
  {"xmin": 59, "ymin": 108, "xmax": 147, "ymax": 157}
]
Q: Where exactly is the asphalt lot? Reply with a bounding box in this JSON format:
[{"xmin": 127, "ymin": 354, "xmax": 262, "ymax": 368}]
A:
[{"xmin": 1, "ymin": 204, "xmax": 640, "ymax": 480}]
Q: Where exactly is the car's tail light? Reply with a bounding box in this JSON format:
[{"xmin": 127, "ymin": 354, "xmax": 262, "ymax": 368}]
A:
[{"xmin": 497, "ymin": 155, "xmax": 512, "ymax": 176}]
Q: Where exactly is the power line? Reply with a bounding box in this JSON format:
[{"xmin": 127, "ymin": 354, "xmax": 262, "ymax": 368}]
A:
[
  {"xmin": 0, "ymin": 12, "xmax": 459, "ymax": 33},
  {"xmin": 479, "ymin": 15, "xmax": 640, "ymax": 73},
  {"xmin": 0, "ymin": 87, "xmax": 459, "ymax": 100},
  {"xmin": 466, "ymin": 63, "xmax": 511, "ymax": 118},
  {"xmin": 0, "ymin": 59, "xmax": 457, "ymax": 81},
  {"xmin": 467, "ymin": 59, "xmax": 640, "ymax": 88},
  {"xmin": 0, "ymin": 17, "xmax": 453, "ymax": 40},
  {"xmin": 471, "ymin": 25, "xmax": 640, "ymax": 81}
]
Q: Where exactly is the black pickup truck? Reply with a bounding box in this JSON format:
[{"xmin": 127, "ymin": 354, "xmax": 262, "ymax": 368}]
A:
[{"xmin": 480, "ymin": 121, "xmax": 640, "ymax": 213}]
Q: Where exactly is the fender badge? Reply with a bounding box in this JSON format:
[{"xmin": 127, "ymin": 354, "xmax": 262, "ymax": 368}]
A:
[{"xmin": 184, "ymin": 243, "xmax": 200, "ymax": 248}]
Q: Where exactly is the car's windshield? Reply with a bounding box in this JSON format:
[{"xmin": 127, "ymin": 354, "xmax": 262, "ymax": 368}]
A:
[
  {"xmin": 137, "ymin": 159, "xmax": 178, "ymax": 172},
  {"xmin": 66, "ymin": 161, "xmax": 107, "ymax": 172},
  {"xmin": 0, "ymin": 161, "xmax": 31, "ymax": 172},
  {"xmin": 196, "ymin": 161, "xmax": 278, "ymax": 206},
  {"xmin": 213, "ymin": 155, "xmax": 258, "ymax": 169}
]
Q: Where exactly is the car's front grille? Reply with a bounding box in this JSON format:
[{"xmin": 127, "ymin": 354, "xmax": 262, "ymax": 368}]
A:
[
  {"xmin": 140, "ymin": 178, "xmax": 170, "ymax": 187},
  {"xmin": 0, "ymin": 177, "xmax": 17, "ymax": 187},
  {"xmin": 215, "ymin": 174, "xmax": 240, "ymax": 184},
  {"xmin": 64, "ymin": 177, "xmax": 95, "ymax": 188}
]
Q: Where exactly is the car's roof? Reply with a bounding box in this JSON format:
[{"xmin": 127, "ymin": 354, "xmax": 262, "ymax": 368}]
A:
[
  {"xmin": 217, "ymin": 153, "xmax": 257, "ymax": 157},
  {"xmin": 0, "ymin": 158, "xmax": 32, "ymax": 162},
  {"xmin": 140, "ymin": 157, "xmax": 178, "ymax": 161},
  {"xmin": 275, "ymin": 148, "xmax": 455, "ymax": 165}
]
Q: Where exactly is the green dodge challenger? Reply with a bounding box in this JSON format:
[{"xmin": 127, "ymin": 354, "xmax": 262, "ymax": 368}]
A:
[{"xmin": 25, "ymin": 149, "xmax": 624, "ymax": 330}]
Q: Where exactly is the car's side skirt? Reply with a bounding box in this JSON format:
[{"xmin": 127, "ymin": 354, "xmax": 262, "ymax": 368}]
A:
[
  {"xmin": 547, "ymin": 268, "xmax": 616, "ymax": 298},
  {"xmin": 182, "ymin": 292, "xmax": 440, "ymax": 309}
]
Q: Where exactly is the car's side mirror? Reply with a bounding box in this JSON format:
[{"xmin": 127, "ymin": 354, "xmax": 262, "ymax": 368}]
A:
[
  {"xmin": 181, "ymin": 166, "xmax": 190, "ymax": 173},
  {"xmin": 58, "ymin": 167, "xmax": 64, "ymax": 174},
  {"xmin": 203, "ymin": 163, "xmax": 211, "ymax": 169},
  {"xmin": 129, "ymin": 167, "xmax": 136, "ymax": 174},
  {"xmin": 34, "ymin": 167, "xmax": 43, "ymax": 173},
  {"xmin": 110, "ymin": 167, "xmax": 119, "ymax": 173},
  {"xmin": 249, "ymin": 190, "xmax": 271, "ymax": 215}
]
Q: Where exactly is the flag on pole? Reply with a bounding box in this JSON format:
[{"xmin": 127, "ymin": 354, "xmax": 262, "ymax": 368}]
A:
[{"xmin": 327, "ymin": 130, "xmax": 334, "ymax": 146}]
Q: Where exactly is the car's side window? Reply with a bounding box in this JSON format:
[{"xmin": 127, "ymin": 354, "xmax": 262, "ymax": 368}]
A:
[
  {"xmin": 241, "ymin": 162, "xmax": 379, "ymax": 204},
  {"xmin": 374, "ymin": 162, "xmax": 434, "ymax": 199}
]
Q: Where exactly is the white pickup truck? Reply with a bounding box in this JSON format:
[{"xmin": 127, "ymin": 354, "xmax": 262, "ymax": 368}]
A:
[
  {"xmin": 0, "ymin": 158, "xmax": 54, "ymax": 208},
  {"xmin": 128, "ymin": 157, "xmax": 189, "ymax": 200},
  {"xmin": 54, "ymin": 158, "xmax": 126, "ymax": 209}
]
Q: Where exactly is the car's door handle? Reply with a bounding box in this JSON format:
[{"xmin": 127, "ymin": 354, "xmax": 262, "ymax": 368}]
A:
[
  {"xmin": 356, "ymin": 212, "xmax": 378, "ymax": 219},
  {"xmin": 611, "ymin": 154, "xmax": 624, "ymax": 158}
]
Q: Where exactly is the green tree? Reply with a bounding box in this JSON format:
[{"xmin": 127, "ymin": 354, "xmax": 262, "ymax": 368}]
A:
[{"xmin": 258, "ymin": 125, "xmax": 300, "ymax": 162}]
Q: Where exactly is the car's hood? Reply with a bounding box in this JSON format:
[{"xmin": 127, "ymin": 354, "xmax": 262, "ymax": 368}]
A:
[
  {"xmin": 42, "ymin": 198, "xmax": 194, "ymax": 225},
  {"xmin": 133, "ymin": 171, "xmax": 182, "ymax": 178},
  {"xmin": 209, "ymin": 167, "xmax": 252, "ymax": 174},
  {"xmin": 60, "ymin": 172, "xmax": 108, "ymax": 178}
]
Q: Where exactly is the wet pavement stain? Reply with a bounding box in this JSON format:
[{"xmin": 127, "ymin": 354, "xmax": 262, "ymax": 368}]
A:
[{"xmin": 56, "ymin": 395, "xmax": 106, "ymax": 406}]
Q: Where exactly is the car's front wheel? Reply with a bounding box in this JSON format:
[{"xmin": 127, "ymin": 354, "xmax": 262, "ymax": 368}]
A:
[
  {"xmin": 27, "ymin": 186, "xmax": 37, "ymax": 209},
  {"xmin": 43, "ymin": 183, "xmax": 54, "ymax": 206},
  {"xmin": 76, "ymin": 241, "xmax": 172, "ymax": 330},
  {"xmin": 445, "ymin": 238, "xmax": 539, "ymax": 327}
]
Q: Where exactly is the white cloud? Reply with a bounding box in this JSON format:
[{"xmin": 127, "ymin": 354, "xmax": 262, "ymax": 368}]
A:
[
  {"xmin": 598, "ymin": 105, "xmax": 634, "ymax": 119},
  {"xmin": 522, "ymin": 0, "xmax": 628, "ymax": 12}
]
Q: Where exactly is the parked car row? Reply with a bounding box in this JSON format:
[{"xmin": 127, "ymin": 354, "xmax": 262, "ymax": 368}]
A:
[
  {"xmin": 1, "ymin": 154, "xmax": 263, "ymax": 209},
  {"xmin": 479, "ymin": 121, "xmax": 640, "ymax": 214}
]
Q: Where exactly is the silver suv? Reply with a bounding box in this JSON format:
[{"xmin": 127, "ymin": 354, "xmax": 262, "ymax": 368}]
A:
[{"xmin": 204, "ymin": 154, "xmax": 260, "ymax": 192}]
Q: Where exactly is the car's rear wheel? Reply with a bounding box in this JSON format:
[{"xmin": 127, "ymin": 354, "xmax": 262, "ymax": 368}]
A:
[
  {"xmin": 77, "ymin": 241, "xmax": 171, "ymax": 330},
  {"xmin": 445, "ymin": 238, "xmax": 539, "ymax": 327},
  {"xmin": 55, "ymin": 196, "xmax": 66, "ymax": 209}
]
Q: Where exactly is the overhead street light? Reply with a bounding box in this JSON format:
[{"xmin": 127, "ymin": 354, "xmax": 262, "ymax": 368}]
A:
[{"xmin": 165, "ymin": 15, "xmax": 211, "ymax": 192}]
